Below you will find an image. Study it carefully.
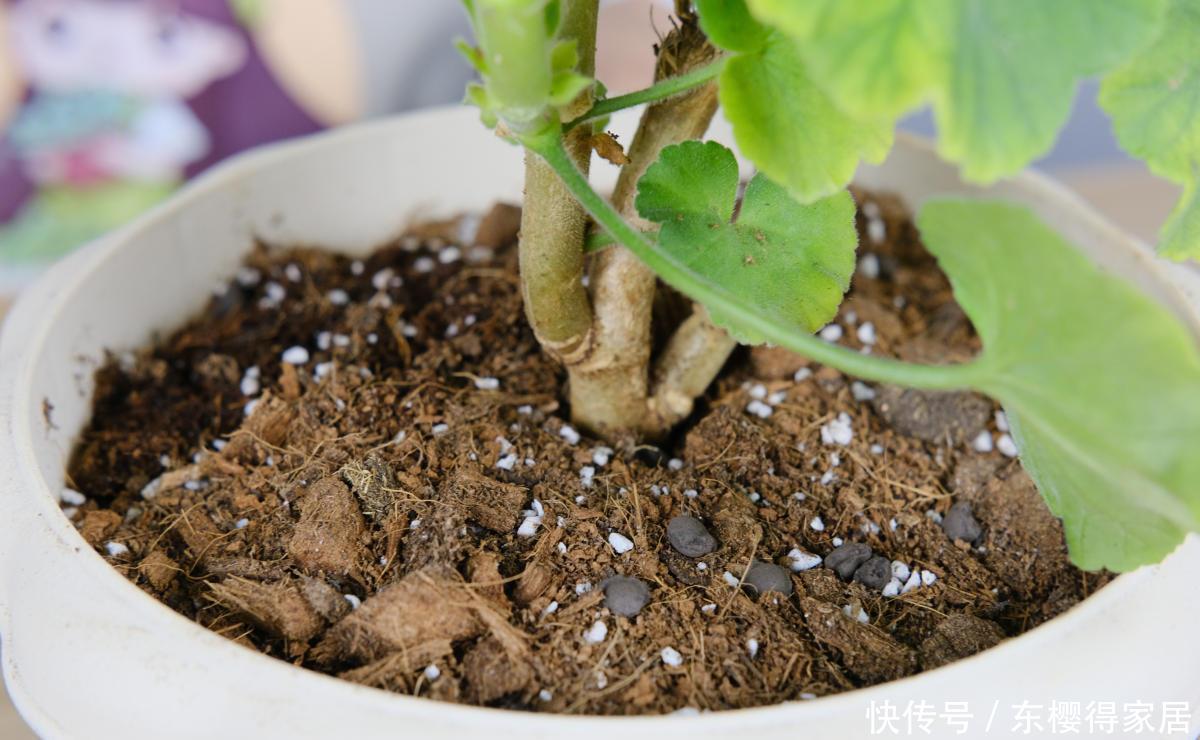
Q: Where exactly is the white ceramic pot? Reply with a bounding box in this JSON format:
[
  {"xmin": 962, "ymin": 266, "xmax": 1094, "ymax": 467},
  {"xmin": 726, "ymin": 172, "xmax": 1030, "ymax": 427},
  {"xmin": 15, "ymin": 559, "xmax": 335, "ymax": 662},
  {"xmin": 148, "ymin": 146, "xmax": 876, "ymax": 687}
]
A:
[{"xmin": 2, "ymin": 107, "xmax": 1199, "ymax": 740}]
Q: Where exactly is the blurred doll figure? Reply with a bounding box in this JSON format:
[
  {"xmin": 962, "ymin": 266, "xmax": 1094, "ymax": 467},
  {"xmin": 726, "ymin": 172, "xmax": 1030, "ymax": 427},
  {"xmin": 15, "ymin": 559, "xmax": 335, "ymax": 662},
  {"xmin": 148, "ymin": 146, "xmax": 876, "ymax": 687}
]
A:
[
  {"xmin": 1, "ymin": 0, "xmax": 247, "ymax": 262},
  {"xmin": 0, "ymin": 0, "xmax": 668, "ymax": 273}
]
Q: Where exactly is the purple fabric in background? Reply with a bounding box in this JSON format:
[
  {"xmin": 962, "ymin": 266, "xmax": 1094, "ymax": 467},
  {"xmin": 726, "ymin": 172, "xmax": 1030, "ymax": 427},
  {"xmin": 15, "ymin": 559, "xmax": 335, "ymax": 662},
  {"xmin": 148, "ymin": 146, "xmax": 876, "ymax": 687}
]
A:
[
  {"xmin": 176, "ymin": 0, "xmax": 323, "ymax": 178},
  {"xmin": 1, "ymin": 0, "xmax": 324, "ymax": 235},
  {"xmin": 0, "ymin": 143, "xmax": 34, "ymax": 223}
]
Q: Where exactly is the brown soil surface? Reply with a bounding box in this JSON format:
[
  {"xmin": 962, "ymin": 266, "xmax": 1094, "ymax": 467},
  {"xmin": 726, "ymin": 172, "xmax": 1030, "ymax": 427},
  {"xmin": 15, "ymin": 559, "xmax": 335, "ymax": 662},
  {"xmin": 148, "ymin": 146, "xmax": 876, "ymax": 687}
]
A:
[{"xmin": 64, "ymin": 192, "xmax": 1109, "ymax": 714}]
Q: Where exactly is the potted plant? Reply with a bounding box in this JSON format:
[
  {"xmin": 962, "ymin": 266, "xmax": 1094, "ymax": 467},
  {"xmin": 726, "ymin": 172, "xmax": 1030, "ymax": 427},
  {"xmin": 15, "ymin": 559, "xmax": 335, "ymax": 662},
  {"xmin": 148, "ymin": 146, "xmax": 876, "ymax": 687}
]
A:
[{"xmin": 1, "ymin": 0, "xmax": 1199, "ymax": 737}]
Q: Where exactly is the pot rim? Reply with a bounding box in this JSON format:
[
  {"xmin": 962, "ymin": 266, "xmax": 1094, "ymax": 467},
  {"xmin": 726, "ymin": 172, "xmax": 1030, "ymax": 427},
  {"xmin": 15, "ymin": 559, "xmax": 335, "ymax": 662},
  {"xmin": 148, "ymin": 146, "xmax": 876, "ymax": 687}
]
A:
[{"xmin": 0, "ymin": 106, "xmax": 1192, "ymax": 730}]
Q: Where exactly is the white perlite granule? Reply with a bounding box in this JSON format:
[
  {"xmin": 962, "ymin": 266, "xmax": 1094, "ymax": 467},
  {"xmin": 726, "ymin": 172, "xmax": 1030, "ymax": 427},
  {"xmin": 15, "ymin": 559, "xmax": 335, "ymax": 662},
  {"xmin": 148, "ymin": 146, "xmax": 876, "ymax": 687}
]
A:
[
  {"xmin": 859, "ymin": 253, "xmax": 880, "ymax": 279},
  {"xmin": 972, "ymin": 430, "xmax": 994, "ymax": 453},
  {"xmin": 851, "ymin": 381, "xmax": 876, "ymax": 401},
  {"xmin": 660, "ymin": 647, "xmax": 684, "ymax": 667},
  {"xmin": 608, "ymin": 532, "xmax": 634, "ymax": 554},
  {"xmin": 856, "ymin": 322, "xmax": 877, "ymax": 345},
  {"xmin": 240, "ymin": 366, "xmax": 261, "ymax": 396},
  {"xmin": 996, "ymin": 433, "xmax": 1019, "ymax": 458},
  {"xmin": 819, "ymin": 324, "xmax": 843, "ymax": 342},
  {"xmin": 592, "ymin": 446, "xmax": 613, "ymax": 466},
  {"xmin": 843, "ymin": 604, "xmax": 870, "ymax": 624},
  {"xmin": 746, "ymin": 399, "xmax": 774, "ymax": 419},
  {"xmin": 820, "ymin": 412, "xmax": 854, "ymax": 446},
  {"xmin": 61, "ymin": 488, "xmax": 86, "ymax": 506},
  {"xmin": 583, "ymin": 620, "xmax": 608, "ymax": 644},
  {"xmin": 280, "ymin": 346, "xmax": 310, "ymax": 365},
  {"xmin": 787, "ymin": 548, "xmax": 822, "ymax": 571}
]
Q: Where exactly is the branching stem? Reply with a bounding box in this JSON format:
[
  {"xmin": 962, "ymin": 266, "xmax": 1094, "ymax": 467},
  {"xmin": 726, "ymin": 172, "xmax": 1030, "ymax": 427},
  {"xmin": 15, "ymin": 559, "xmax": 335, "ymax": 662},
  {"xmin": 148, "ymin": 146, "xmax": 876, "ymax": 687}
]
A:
[
  {"xmin": 563, "ymin": 58, "xmax": 726, "ymax": 132},
  {"xmin": 526, "ymin": 133, "xmax": 989, "ymax": 392}
]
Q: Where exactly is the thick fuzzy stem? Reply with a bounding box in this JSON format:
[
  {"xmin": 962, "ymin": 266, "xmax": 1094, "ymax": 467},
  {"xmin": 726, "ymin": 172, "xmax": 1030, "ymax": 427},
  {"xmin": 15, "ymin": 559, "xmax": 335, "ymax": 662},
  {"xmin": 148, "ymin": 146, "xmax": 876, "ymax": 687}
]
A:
[
  {"xmin": 520, "ymin": 146, "xmax": 594, "ymax": 360},
  {"xmin": 517, "ymin": 1, "xmax": 598, "ymax": 361},
  {"xmin": 646, "ymin": 308, "xmax": 737, "ymax": 430},
  {"xmin": 568, "ymin": 19, "xmax": 719, "ymax": 437}
]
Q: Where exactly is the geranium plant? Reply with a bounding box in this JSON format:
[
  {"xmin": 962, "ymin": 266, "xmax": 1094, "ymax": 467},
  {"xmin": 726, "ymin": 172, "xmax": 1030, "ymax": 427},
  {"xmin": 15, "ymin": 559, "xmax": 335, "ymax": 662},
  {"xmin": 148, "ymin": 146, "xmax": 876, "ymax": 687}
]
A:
[{"xmin": 459, "ymin": 0, "xmax": 1200, "ymax": 572}]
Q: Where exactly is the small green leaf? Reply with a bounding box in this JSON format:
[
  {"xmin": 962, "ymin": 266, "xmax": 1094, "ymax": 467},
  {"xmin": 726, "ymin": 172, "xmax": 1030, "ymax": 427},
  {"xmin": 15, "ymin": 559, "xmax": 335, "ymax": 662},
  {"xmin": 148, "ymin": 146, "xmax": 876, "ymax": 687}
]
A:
[
  {"xmin": 549, "ymin": 39, "xmax": 578, "ymax": 73},
  {"xmin": 548, "ymin": 70, "xmax": 592, "ymax": 107},
  {"xmin": 635, "ymin": 141, "xmax": 858, "ymax": 343},
  {"xmin": 918, "ymin": 199, "xmax": 1200, "ymax": 571},
  {"xmin": 464, "ymin": 83, "xmax": 499, "ymax": 128},
  {"xmin": 588, "ymin": 80, "xmax": 611, "ymax": 132},
  {"xmin": 750, "ymin": 0, "xmax": 1166, "ymax": 182},
  {"xmin": 455, "ymin": 38, "xmax": 487, "ymax": 74},
  {"xmin": 695, "ymin": 0, "xmax": 770, "ymax": 53},
  {"xmin": 1100, "ymin": 0, "xmax": 1200, "ymax": 259},
  {"xmin": 543, "ymin": 0, "xmax": 561, "ymax": 35},
  {"xmin": 720, "ymin": 34, "xmax": 893, "ymax": 203}
]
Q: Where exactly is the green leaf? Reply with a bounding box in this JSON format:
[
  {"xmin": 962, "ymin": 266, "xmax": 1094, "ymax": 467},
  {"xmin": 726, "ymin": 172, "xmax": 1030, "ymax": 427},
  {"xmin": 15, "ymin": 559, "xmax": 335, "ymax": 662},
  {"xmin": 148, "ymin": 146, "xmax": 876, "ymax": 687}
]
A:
[
  {"xmin": 746, "ymin": 0, "xmax": 949, "ymax": 120},
  {"xmin": 749, "ymin": 0, "xmax": 1166, "ymax": 183},
  {"xmin": 695, "ymin": 0, "xmax": 770, "ymax": 53},
  {"xmin": 635, "ymin": 141, "xmax": 858, "ymax": 343},
  {"xmin": 1100, "ymin": 0, "xmax": 1200, "ymax": 259},
  {"xmin": 720, "ymin": 34, "xmax": 893, "ymax": 203},
  {"xmin": 1161, "ymin": 182, "xmax": 1200, "ymax": 260},
  {"xmin": 918, "ymin": 199, "xmax": 1200, "ymax": 571},
  {"xmin": 939, "ymin": 0, "xmax": 1164, "ymax": 182}
]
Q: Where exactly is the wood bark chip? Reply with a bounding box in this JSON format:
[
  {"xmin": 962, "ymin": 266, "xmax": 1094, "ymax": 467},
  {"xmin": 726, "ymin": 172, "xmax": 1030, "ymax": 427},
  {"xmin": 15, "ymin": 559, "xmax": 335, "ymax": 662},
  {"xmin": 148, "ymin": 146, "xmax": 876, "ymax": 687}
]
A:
[
  {"xmin": 138, "ymin": 549, "xmax": 179, "ymax": 592},
  {"xmin": 208, "ymin": 577, "xmax": 325, "ymax": 644},
  {"xmin": 313, "ymin": 567, "xmax": 483, "ymax": 665},
  {"xmin": 442, "ymin": 466, "xmax": 527, "ymax": 533},
  {"xmin": 801, "ymin": 597, "xmax": 917, "ymax": 683},
  {"xmin": 287, "ymin": 475, "xmax": 369, "ymax": 579}
]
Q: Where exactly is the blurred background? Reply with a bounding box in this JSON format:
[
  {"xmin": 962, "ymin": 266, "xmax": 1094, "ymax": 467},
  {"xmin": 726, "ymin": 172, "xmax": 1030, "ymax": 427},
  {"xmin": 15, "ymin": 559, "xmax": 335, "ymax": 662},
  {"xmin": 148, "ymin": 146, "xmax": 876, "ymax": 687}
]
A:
[{"xmin": 0, "ymin": 0, "xmax": 1182, "ymax": 733}]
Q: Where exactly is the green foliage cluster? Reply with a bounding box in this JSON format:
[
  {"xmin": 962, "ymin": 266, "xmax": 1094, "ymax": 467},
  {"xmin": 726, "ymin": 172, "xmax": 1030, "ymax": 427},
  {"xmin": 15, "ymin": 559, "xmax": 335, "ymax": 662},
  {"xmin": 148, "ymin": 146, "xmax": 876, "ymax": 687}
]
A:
[{"xmin": 460, "ymin": 0, "xmax": 1200, "ymax": 571}]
